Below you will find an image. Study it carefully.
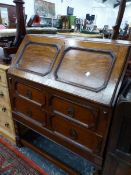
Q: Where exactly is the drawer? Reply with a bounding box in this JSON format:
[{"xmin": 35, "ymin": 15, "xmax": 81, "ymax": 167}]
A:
[
  {"xmin": 0, "ymin": 86, "xmax": 11, "ymax": 109},
  {"xmin": 0, "ymin": 69, "xmax": 7, "ymax": 86},
  {"xmin": 51, "ymin": 114, "xmax": 102, "ymax": 153},
  {"xmin": 51, "ymin": 96, "xmax": 98, "ymax": 128},
  {"xmin": 14, "ymin": 97, "xmax": 46, "ymax": 126},
  {"xmin": 0, "ymin": 109, "xmax": 15, "ymax": 135},
  {"xmin": 16, "ymin": 83, "xmax": 45, "ymax": 105}
]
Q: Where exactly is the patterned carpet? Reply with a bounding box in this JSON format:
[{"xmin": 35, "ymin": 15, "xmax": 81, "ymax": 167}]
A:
[
  {"xmin": 0, "ymin": 137, "xmax": 47, "ymax": 175},
  {"xmin": 0, "ymin": 132, "xmax": 96, "ymax": 175}
]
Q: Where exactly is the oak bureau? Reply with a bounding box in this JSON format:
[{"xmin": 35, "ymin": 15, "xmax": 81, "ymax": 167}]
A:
[
  {"xmin": 0, "ymin": 62, "xmax": 15, "ymax": 142},
  {"xmin": 7, "ymin": 34, "xmax": 131, "ymax": 174}
]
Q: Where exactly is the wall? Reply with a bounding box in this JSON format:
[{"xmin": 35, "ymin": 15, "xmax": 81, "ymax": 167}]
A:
[{"xmin": 0, "ymin": 0, "xmax": 130, "ymax": 29}]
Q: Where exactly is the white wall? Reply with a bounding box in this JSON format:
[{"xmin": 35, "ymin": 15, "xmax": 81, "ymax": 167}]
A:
[
  {"xmin": 114, "ymin": 3, "xmax": 131, "ymax": 29},
  {"xmin": 0, "ymin": 0, "xmax": 130, "ymax": 29}
]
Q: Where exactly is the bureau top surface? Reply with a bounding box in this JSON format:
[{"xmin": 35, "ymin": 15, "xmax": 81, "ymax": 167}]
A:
[{"xmin": 8, "ymin": 34, "xmax": 131, "ymax": 106}]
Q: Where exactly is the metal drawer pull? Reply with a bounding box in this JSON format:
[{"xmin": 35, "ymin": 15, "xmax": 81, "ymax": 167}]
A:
[
  {"xmin": 2, "ymin": 107, "xmax": 6, "ymax": 112},
  {"xmin": 67, "ymin": 107, "xmax": 75, "ymax": 118},
  {"xmin": 0, "ymin": 76, "xmax": 1, "ymax": 80},
  {"xmin": 5, "ymin": 123, "xmax": 10, "ymax": 128},
  {"xmin": 69, "ymin": 128, "xmax": 78, "ymax": 140},
  {"xmin": 26, "ymin": 90, "xmax": 32, "ymax": 100},
  {"xmin": 0, "ymin": 92, "xmax": 4, "ymax": 97}
]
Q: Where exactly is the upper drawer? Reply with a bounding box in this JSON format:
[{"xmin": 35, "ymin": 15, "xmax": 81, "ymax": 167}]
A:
[
  {"xmin": 0, "ymin": 86, "xmax": 11, "ymax": 109},
  {"xmin": 16, "ymin": 83, "xmax": 45, "ymax": 106},
  {"xmin": 51, "ymin": 114, "xmax": 102, "ymax": 154},
  {"xmin": 51, "ymin": 96, "xmax": 98, "ymax": 129},
  {"xmin": 0, "ymin": 69, "xmax": 7, "ymax": 86}
]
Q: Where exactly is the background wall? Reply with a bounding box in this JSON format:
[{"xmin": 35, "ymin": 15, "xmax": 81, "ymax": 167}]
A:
[{"xmin": 0, "ymin": 0, "xmax": 130, "ymax": 29}]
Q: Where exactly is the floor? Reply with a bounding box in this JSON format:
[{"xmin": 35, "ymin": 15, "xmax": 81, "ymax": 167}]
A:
[
  {"xmin": 19, "ymin": 132, "xmax": 96, "ymax": 175},
  {"xmin": 0, "ymin": 133, "xmax": 96, "ymax": 175}
]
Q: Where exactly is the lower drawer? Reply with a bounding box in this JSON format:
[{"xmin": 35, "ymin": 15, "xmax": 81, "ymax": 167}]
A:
[{"xmin": 51, "ymin": 114, "xmax": 103, "ymax": 153}]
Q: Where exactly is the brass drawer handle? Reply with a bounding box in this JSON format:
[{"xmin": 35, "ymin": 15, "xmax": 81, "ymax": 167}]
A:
[
  {"xmin": 26, "ymin": 90, "xmax": 32, "ymax": 100},
  {"xmin": 69, "ymin": 128, "xmax": 78, "ymax": 140},
  {"xmin": 2, "ymin": 107, "xmax": 6, "ymax": 112},
  {"xmin": 5, "ymin": 123, "xmax": 10, "ymax": 128},
  {"xmin": 0, "ymin": 92, "xmax": 4, "ymax": 97},
  {"xmin": 67, "ymin": 107, "xmax": 75, "ymax": 118}
]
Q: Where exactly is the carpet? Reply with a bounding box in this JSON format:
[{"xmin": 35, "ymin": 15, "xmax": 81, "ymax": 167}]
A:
[
  {"xmin": 20, "ymin": 130, "xmax": 96, "ymax": 175},
  {"xmin": 0, "ymin": 137, "xmax": 48, "ymax": 175}
]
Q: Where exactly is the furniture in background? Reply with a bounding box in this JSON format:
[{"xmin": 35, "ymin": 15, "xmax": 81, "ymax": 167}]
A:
[
  {"xmin": 0, "ymin": 0, "xmax": 26, "ymax": 143},
  {"xmin": 0, "ymin": 29, "xmax": 16, "ymax": 48},
  {"xmin": 0, "ymin": 3, "xmax": 16, "ymax": 28},
  {"xmin": 0, "ymin": 61, "xmax": 15, "ymax": 142},
  {"xmin": 27, "ymin": 15, "xmax": 59, "ymax": 28},
  {"xmin": 7, "ymin": 34, "xmax": 131, "ymax": 174},
  {"xmin": 61, "ymin": 15, "xmax": 76, "ymax": 30},
  {"xmin": 103, "ymin": 79, "xmax": 131, "ymax": 175}
]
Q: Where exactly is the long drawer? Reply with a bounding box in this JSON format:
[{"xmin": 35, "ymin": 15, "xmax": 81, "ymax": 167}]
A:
[{"xmin": 51, "ymin": 113, "xmax": 103, "ymax": 154}]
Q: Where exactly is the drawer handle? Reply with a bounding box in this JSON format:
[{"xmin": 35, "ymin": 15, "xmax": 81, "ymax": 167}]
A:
[
  {"xmin": 2, "ymin": 107, "xmax": 6, "ymax": 112},
  {"xmin": 26, "ymin": 109, "xmax": 32, "ymax": 118},
  {"xmin": 69, "ymin": 128, "xmax": 78, "ymax": 140},
  {"xmin": 26, "ymin": 90, "xmax": 32, "ymax": 100},
  {"xmin": 0, "ymin": 76, "xmax": 1, "ymax": 80},
  {"xmin": 0, "ymin": 92, "xmax": 4, "ymax": 97},
  {"xmin": 67, "ymin": 107, "xmax": 75, "ymax": 118},
  {"xmin": 5, "ymin": 123, "xmax": 10, "ymax": 128}
]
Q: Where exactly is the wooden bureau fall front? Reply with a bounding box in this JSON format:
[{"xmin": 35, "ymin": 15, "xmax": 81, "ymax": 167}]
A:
[{"xmin": 7, "ymin": 34, "xmax": 131, "ymax": 173}]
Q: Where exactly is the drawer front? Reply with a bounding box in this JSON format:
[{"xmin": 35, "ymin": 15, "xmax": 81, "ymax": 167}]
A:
[
  {"xmin": 51, "ymin": 96, "xmax": 98, "ymax": 128},
  {"xmin": 0, "ymin": 109, "xmax": 15, "ymax": 135},
  {"xmin": 0, "ymin": 69, "xmax": 7, "ymax": 86},
  {"xmin": 51, "ymin": 114, "xmax": 102, "ymax": 153},
  {"xmin": 14, "ymin": 97, "xmax": 46, "ymax": 126},
  {"xmin": 0, "ymin": 86, "xmax": 11, "ymax": 109},
  {"xmin": 16, "ymin": 83, "xmax": 45, "ymax": 105}
]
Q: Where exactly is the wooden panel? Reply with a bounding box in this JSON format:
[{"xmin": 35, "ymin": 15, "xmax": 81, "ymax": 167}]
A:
[
  {"xmin": 16, "ymin": 42, "xmax": 59, "ymax": 76},
  {"xmin": 51, "ymin": 114, "xmax": 102, "ymax": 153},
  {"xmin": 103, "ymin": 154, "xmax": 131, "ymax": 175},
  {"xmin": 0, "ymin": 69, "xmax": 7, "ymax": 86},
  {"xmin": 16, "ymin": 82, "xmax": 45, "ymax": 105},
  {"xmin": 55, "ymin": 47, "xmax": 115, "ymax": 92},
  {"xmin": 14, "ymin": 97, "xmax": 46, "ymax": 126},
  {"xmin": 51, "ymin": 96, "xmax": 98, "ymax": 128}
]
